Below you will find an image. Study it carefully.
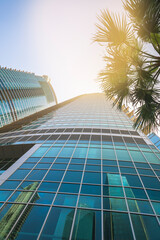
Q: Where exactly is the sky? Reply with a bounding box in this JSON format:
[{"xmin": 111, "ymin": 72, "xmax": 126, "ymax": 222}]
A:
[{"xmin": 0, "ymin": 0, "xmax": 124, "ymax": 103}]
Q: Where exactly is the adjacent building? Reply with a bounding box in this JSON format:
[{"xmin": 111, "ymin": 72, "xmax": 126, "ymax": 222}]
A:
[
  {"xmin": 149, "ymin": 133, "xmax": 160, "ymax": 150},
  {"xmin": 0, "ymin": 93, "xmax": 160, "ymax": 239},
  {"xmin": 0, "ymin": 67, "xmax": 57, "ymax": 128}
]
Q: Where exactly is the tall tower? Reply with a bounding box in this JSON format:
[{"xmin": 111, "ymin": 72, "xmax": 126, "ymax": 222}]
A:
[
  {"xmin": 0, "ymin": 67, "xmax": 57, "ymax": 128},
  {"xmin": 0, "ymin": 93, "xmax": 159, "ymax": 239}
]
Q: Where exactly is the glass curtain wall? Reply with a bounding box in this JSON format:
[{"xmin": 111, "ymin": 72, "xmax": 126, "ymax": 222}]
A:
[{"xmin": 0, "ymin": 93, "xmax": 159, "ymax": 240}]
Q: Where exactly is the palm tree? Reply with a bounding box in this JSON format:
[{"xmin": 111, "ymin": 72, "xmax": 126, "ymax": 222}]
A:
[{"xmin": 94, "ymin": 0, "xmax": 160, "ymax": 132}]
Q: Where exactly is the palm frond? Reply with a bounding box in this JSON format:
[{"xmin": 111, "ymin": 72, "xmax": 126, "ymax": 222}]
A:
[
  {"xmin": 123, "ymin": 0, "xmax": 160, "ymax": 42},
  {"xmin": 133, "ymin": 102, "xmax": 160, "ymax": 131},
  {"xmin": 94, "ymin": 10, "xmax": 132, "ymax": 46}
]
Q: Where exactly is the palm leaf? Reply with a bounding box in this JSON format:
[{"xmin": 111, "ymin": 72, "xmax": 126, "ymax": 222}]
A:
[{"xmin": 94, "ymin": 10, "xmax": 132, "ymax": 46}]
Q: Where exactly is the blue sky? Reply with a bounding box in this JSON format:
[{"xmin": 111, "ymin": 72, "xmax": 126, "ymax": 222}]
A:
[{"xmin": 0, "ymin": 0, "xmax": 124, "ymax": 102}]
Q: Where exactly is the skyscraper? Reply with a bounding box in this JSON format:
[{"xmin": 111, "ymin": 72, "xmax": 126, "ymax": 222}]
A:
[
  {"xmin": 0, "ymin": 67, "xmax": 57, "ymax": 128},
  {"xmin": 0, "ymin": 93, "xmax": 159, "ymax": 239}
]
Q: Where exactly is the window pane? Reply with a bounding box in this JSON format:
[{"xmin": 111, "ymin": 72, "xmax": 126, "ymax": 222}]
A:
[
  {"xmin": 103, "ymin": 197, "xmax": 127, "ymax": 211},
  {"xmin": 54, "ymin": 194, "xmax": 77, "ymax": 207},
  {"xmin": 103, "ymin": 173, "xmax": 122, "ymax": 186},
  {"xmin": 131, "ymin": 214, "xmax": 160, "ymax": 240},
  {"xmin": 128, "ymin": 199, "xmax": 153, "ymax": 214},
  {"xmin": 81, "ymin": 184, "xmax": 101, "ymax": 195},
  {"xmin": 83, "ymin": 172, "xmax": 101, "ymax": 184},
  {"xmin": 72, "ymin": 209, "xmax": 101, "ymax": 240},
  {"xmin": 44, "ymin": 170, "xmax": 64, "ymax": 181},
  {"xmin": 40, "ymin": 207, "xmax": 74, "ymax": 239},
  {"xmin": 125, "ymin": 187, "xmax": 147, "ymax": 199},
  {"xmin": 78, "ymin": 195, "xmax": 101, "ymax": 209},
  {"xmin": 59, "ymin": 183, "xmax": 80, "ymax": 194},
  {"xmin": 0, "ymin": 204, "xmax": 49, "ymax": 239},
  {"xmin": 63, "ymin": 171, "xmax": 82, "ymax": 183},
  {"xmin": 104, "ymin": 212, "xmax": 133, "ymax": 240},
  {"xmin": 38, "ymin": 182, "xmax": 59, "ymax": 192},
  {"xmin": 103, "ymin": 186, "xmax": 124, "ymax": 197}
]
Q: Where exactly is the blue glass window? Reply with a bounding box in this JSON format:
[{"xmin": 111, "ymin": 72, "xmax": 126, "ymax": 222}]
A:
[
  {"xmin": 71, "ymin": 158, "xmax": 85, "ymax": 164},
  {"xmin": 85, "ymin": 165, "xmax": 101, "ymax": 171},
  {"xmin": 35, "ymin": 192, "xmax": 55, "ymax": 204},
  {"xmin": 68, "ymin": 164, "xmax": 84, "ymax": 170},
  {"xmin": 35, "ymin": 163, "xmax": 51, "ymax": 169},
  {"xmin": 131, "ymin": 214, "xmax": 160, "ymax": 239},
  {"xmin": 103, "ymin": 160, "xmax": 117, "ymax": 166},
  {"xmin": 20, "ymin": 163, "xmax": 36, "ymax": 169},
  {"xmin": 88, "ymin": 148, "xmax": 101, "ymax": 159},
  {"xmin": 147, "ymin": 189, "xmax": 160, "ymax": 201},
  {"xmin": 72, "ymin": 209, "xmax": 101, "ymax": 240},
  {"xmin": 83, "ymin": 172, "xmax": 101, "ymax": 184},
  {"xmin": 0, "ymin": 190, "xmax": 12, "ymax": 201},
  {"xmin": 125, "ymin": 187, "xmax": 147, "ymax": 199},
  {"xmin": 54, "ymin": 194, "xmax": 77, "ymax": 207},
  {"xmin": 122, "ymin": 174, "xmax": 142, "ymax": 188},
  {"xmin": 104, "ymin": 212, "xmax": 133, "ymax": 240},
  {"xmin": 63, "ymin": 171, "xmax": 82, "ymax": 183},
  {"xmin": 26, "ymin": 170, "xmax": 47, "ymax": 181},
  {"xmin": 31, "ymin": 147, "xmax": 49, "ymax": 157},
  {"xmin": 13, "ymin": 205, "xmax": 49, "ymax": 239},
  {"xmin": 40, "ymin": 207, "xmax": 74, "ymax": 239},
  {"xmin": 102, "ymin": 149, "xmax": 116, "ymax": 160},
  {"xmin": 103, "ymin": 186, "xmax": 124, "ymax": 197},
  {"xmin": 128, "ymin": 199, "xmax": 153, "ymax": 214},
  {"xmin": 9, "ymin": 169, "xmax": 30, "ymax": 180},
  {"xmin": 59, "ymin": 183, "xmax": 80, "ymax": 193},
  {"xmin": 38, "ymin": 182, "xmax": 59, "ymax": 192},
  {"xmin": 58, "ymin": 147, "xmax": 75, "ymax": 158},
  {"xmin": 55, "ymin": 158, "xmax": 70, "ymax": 163},
  {"xmin": 73, "ymin": 147, "xmax": 88, "ymax": 158},
  {"xmin": 40, "ymin": 157, "xmax": 55, "ymax": 163},
  {"xmin": 78, "ymin": 195, "xmax": 101, "ymax": 209},
  {"xmin": 45, "ymin": 147, "xmax": 61, "ymax": 157},
  {"xmin": 44, "ymin": 170, "xmax": 64, "ymax": 182},
  {"xmin": 120, "ymin": 167, "xmax": 136, "ymax": 174},
  {"xmin": 26, "ymin": 157, "xmax": 40, "ymax": 163},
  {"xmin": 130, "ymin": 151, "xmax": 146, "ymax": 163},
  {"xmin": 119, "ymin": 161, "xmax": 134, "ymax": 167},
  {"xmin": 137, "ymin": 168, "xmax": 154, "ymax": 176},
  {"xmin": 141, "ymin": 176, "xmax": 160, "ymax": 189},
  {"xmin": 51, "ymin": 163, "xmax": 67, "ymax": 170},
  {"xmin": 116, "ymin": 149, "xmax": 131, "ymax": 161},
  {"xmin": 103, "ymin": 197, "xmax": 127, "ymax": 211},
  {"xmin": 152, "ymin": 202, "xmax": 160, "ymax": 215},
  {"xmin": 0, "ymin": 181, "xmax": 21, "ymax": 190},
  {"xmin": 103, "ymin": 166, "xmax": 119, "ymax": 173},
  {"xmin": 81, "ymin": 184, "xmax": 101, "ymax": 195},
  {"xmin": 103, "ymin": 173, "xmax": 122, "ymax": 186}
]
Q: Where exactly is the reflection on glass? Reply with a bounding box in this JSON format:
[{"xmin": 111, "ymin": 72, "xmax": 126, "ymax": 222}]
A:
[
  {"xmin": 41, "ymin": 207, "xmax": 74, "ymax": 239},
  {"xmin": 131, "ymin": 214, "xmax": 160, "ymax": 239},
  {"xmin": 0, "ymin": 182, "xmax": 39, "ymax": 239},
  {"xmin": 78, "ymin": 195, "xmax": 101, "ymax": 209},
  {"xmin": 103, "ymin": 173, "xmax": 122, "ymax": 186},
  {"xmin": 104, "ymin": 212, "xmax": 133, "ymax": 240},
  {"xmin": 72, "ymin": 209, "xmax": 101, "ymax": 240}
]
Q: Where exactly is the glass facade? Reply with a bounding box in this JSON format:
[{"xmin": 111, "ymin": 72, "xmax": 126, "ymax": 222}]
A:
[
  {"xmin": 0, "ymin": 93, "xmax": 159, "ymax": 239},
  {"xmin": 0, "ymin": 67, "xmax": 57, "ymax": 128},
  {"xmin": 149, "ymin": 133, "xmax": 160, "ymax": 150}
]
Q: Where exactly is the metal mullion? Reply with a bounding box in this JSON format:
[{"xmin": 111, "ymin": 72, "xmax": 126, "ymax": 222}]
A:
[
  {"xmin": 69, "ymin": 134, "xmax": 92, "ymax": 240},
  {"xmin": 37, "ymin": 133, "xmax": 82, "ymax": 239},
  {"xmin": 111, "ymin": 135, "xmax": 137, "ymax": 240},
  {"xmin": 5, "ymin": 134, "xmax": 69, "ymax": 239},
  {"xmin": 125, "ymin": 136, "xmax": 160, "ymax": 225},
  {"xmin": 100, "ymin": 132, "xmax": 104, "ymax": 240}
]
